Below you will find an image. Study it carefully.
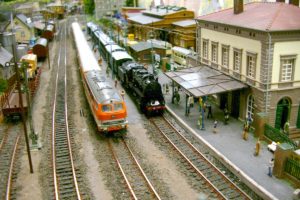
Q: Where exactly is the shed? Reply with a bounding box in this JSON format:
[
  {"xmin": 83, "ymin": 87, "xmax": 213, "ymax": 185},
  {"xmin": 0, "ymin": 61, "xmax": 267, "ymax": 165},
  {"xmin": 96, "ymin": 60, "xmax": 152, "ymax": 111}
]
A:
[
  {"xmin": 0, "ymin": 45, "xmax": 13, "ymax": 79},
  {"xmin": 129, "ymin": 41, "xmax": 166, "ymax": 64}
]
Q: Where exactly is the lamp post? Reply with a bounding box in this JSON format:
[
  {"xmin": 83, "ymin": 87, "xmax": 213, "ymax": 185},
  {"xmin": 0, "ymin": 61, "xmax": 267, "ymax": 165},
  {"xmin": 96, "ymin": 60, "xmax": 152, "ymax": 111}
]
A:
[{"xmin": 148, "ymin": 30, "xmax": 155, "ymax": 75}]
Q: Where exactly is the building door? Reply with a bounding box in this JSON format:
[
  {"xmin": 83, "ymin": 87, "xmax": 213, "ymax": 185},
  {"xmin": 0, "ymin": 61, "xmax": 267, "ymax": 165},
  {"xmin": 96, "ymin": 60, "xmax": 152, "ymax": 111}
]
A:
[
  {"xmin": 297, "ymin": 104, "xmax": 300, "ymax": 129},
  {"xmin": 220, "ymin": 93, "xmax": 228, "ymax": 110},
  {"xmin": 231, "ymin": 91, "xmax": 240, "ymax": 118},
  {"xmin": 275, "ymin": 97, "xmax": 291, "ymax": 129}
]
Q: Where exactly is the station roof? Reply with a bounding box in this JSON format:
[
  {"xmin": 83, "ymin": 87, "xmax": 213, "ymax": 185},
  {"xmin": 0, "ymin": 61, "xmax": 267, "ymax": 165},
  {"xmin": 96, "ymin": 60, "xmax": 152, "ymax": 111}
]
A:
[
  {"xmin": 0, "ymin": 46, "xmax": 13, "ymax": 66},
  {"xmin": 165, "ymin": 66, "xmax": 247, "ymax": 97},
  {"xmin": 130, "ymin": 41, "xmax": 166, "ymax": 52},
  {"xmin": 172, "ymin": 19, "xmax": 196, "ymax": 27},
  {"xmin": 128, "ymin": 13, "xmax": 162, "ymax": 25}
]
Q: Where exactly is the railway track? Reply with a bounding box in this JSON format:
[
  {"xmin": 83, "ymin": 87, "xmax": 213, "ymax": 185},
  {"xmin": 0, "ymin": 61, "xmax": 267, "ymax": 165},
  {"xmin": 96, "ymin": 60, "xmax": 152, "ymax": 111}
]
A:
[
  {"xmin": 108, "ymin": 138, "xmax": 161, "ymax": 200},
  {"xmin": 150, "ymin": 116, "xmax": 251, "ymax": 200},
  {"xmin": 50, "ymin": 22, "xmax": 82, "ymax": 200},
  {"xmin": 0, "ymin": 124, "xmax": 21, "ymax": 200}
]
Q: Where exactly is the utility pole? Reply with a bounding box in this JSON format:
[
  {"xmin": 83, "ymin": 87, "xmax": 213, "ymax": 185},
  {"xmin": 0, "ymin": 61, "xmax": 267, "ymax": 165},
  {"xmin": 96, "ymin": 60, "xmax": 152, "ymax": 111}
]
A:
[
  {"xmin": 11, "ymin": 33, "xmax": 34, "ymax": 174},
  {"xmin": 110, "ymin": 4, "xmax": 114, "ymax": 79}
]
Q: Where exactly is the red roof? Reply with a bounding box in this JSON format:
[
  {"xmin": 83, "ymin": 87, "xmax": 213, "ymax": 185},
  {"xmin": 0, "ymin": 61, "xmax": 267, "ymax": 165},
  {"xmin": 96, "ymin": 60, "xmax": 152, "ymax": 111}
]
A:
[{"xmin": 197, "ymin": 2, "xmax": 300, "ymax": 31}]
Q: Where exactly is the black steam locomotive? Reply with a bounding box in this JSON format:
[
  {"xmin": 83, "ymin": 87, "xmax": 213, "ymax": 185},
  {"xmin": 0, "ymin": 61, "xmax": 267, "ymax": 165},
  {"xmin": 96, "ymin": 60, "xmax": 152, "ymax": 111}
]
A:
[{"xmin": 118, "ymin": 61, "xmax": 165, "ymax": 116}]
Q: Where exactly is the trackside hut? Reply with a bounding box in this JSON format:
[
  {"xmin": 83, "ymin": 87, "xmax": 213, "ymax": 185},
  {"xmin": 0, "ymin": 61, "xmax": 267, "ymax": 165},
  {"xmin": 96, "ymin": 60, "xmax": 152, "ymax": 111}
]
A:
[
  {"xmin": 171, "ymin": 19, "xmax": 196, "ymax": 50},
  {"xmin": 127, "ymin": 6, "xmax": 194, "ymax": 43},
  {"xmin": 129, "ymin": 41, "xmax": 166, "ymax": 64},
  {"xmin": 195, "ymin": 1, "xmax": 300, "ymax": 136}
]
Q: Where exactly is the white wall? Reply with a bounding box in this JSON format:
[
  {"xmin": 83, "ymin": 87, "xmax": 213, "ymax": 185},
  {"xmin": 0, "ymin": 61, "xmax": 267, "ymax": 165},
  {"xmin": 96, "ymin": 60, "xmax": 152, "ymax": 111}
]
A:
[
  {"xmin": 272, "ymin": 41, "xmax": 300, "ymax": 88},
  {"xmin": 201, "ymin": 28, "xmax": 261, "ymax": 82}
]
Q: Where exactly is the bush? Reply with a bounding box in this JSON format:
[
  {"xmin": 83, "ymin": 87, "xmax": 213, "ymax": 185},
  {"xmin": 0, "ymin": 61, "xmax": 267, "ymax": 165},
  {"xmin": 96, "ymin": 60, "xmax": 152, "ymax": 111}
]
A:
[{"xmin": 0, "ymin": 78, "xmax": 8, "ymax": 94}]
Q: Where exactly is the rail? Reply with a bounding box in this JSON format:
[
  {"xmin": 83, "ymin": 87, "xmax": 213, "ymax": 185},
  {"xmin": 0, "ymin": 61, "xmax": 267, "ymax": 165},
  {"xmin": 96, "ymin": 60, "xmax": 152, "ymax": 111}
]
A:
[
  {"xmin": 150, "ymin": 116, "xmax": 251, "ymax": 200},
  {"xmin": 0, "ymin": 125, "xmax": 21, "ymax": 200},
  {"xmin": 108, "ymin": 138, "xmax": 161, "ymax": 200},
  {"xmin": 51, "ymin": 22, "xmax": 81, "ymax": 200}
]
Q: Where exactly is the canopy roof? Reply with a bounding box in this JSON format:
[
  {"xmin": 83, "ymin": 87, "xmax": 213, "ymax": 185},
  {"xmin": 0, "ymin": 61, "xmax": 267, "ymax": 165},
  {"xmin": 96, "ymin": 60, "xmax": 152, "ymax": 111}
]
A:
[{"xmin": 165, "ymin": 66, "xmax": 247, "ymax": 97}]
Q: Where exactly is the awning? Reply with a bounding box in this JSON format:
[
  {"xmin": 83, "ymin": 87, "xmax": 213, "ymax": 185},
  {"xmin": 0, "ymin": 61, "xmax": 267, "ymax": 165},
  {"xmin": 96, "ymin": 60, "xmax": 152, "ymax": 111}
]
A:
[
  {"xmin": 165, "ymin": 66, "xmax": 248, "ymax": 97},
  {"xmin": 128, "ymin": 14, "xmax": 162, "ymax": 25}
]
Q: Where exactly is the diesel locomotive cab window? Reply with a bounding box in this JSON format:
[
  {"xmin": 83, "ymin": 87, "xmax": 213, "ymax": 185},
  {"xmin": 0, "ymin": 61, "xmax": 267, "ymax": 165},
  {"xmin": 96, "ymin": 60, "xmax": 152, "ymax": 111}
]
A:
[
  {"xmin": 114, "ymin": 103, "xmax": 123, "ymax": 111},
  {"xmin": 102, "ymin": 105, "xmax": 112, "ymax": 112}
]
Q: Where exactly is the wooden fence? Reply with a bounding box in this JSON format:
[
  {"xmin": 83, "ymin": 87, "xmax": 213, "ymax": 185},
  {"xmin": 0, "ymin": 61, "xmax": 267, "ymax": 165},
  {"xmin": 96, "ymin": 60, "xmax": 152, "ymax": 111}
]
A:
[{"xmin": 285, "ymin": 158, "xmax": 300, "ymax": 181}]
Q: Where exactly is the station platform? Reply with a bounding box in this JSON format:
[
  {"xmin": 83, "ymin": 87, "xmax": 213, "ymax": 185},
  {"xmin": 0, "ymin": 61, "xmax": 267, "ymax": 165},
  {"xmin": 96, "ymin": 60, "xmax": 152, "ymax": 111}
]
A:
[{"xmin": 158, "ymin": 70, "xmax": 295, "ymax": 200}]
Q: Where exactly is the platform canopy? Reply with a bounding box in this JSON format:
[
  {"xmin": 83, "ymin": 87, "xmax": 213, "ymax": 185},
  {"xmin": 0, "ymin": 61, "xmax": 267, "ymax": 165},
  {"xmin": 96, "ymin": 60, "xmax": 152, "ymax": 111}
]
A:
[{"xmin": 164, "ymin": 66, "xmax": 248, "ymax": 97}]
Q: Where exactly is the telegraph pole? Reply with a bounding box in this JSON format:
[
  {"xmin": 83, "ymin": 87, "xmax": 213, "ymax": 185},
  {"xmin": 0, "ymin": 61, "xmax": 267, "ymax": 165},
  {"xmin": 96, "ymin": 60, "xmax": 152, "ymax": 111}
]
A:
[{"xmin": 11, "ymin": 33, "xmax": 34, "ymax": 173}]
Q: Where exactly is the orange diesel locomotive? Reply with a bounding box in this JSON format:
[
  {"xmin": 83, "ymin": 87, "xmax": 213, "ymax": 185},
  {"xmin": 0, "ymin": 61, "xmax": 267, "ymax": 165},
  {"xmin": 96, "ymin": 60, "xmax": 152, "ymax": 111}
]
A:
[{"xmin": 72, "ymin": 22, "xmax": 128, "ymax": 133}]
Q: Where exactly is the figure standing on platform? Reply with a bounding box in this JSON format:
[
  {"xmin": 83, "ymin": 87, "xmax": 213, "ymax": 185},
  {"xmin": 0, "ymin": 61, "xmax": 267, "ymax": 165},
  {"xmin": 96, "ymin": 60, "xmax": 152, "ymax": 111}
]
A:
[
  {"xmin": 268, "ymin": 158, "xmax": 274, "ymax": 177},
  {"xmin": 189, "ymin": 95, "xmax": 194, "ymax": 107},
  {"xmin": 206, "ymin": 103, "xmax": 213, "ymax": 119},
  {"xmin": 114, "ymin": 78, "xmax": 118, "ymax": 88},
  {"xmin": 198, "ymin": 97, "xmax": 203, "ymax": 112},
  {"xmin": 224, "ymin": 107, "xmax": 229, "ymax": 125},
  {"xmin": 246, "ymin": 113, "xmax": 253, "ymax": 126},
  {"xmin": 173, "ymin": 88, "xmax": 180, "ymax": 104},
  {"xmin": 283, "ymin": 121, "xmax": 290, "ymax": 135},
  {"xmin": 254, "ymin": 139, "xmax": 261, "ymax": 156},
  {"xmin": 106, "ymin": 67, "xmax": 110, "ymax": 77},
  {"xmin": 242, "ymin": 123, "xmax": 250, "ymax": 140},
  {"xmin": 121, "ymin": 90, "xmax": 125, "ymax": 100},
  {"xmin": 166, "ymin": 84, "xmax": 169, "ymax": 94},
  {"xmin": 197, "ymin": 113, "xmax": 203, "ymax": 130},
  {"xmin": 98, "ymin": 58, "xmax": 102, "ymax": 65},
  {"xmin": 213, "ymin": 120, "xmax": 218, "ymax": 133}
]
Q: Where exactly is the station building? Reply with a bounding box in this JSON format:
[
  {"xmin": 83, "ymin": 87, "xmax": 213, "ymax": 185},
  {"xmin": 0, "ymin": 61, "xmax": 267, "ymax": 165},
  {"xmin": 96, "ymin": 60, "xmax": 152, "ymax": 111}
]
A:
[
  {"xmin": 127, "ymin": 6, "xmax": 194, "ymax": 47},
  {"xmin": 193, "ymin": 1, "xmax": 300, "ymax": 136}
]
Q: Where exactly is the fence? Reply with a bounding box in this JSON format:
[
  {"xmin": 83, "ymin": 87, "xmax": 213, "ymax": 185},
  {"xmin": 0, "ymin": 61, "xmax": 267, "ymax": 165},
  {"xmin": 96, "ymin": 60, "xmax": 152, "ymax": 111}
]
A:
[
  {"xmin": 264, "ymin": 123, "xmax": 297, "ymax": 149},
  {"xmin": 0, "ymin": 74, "xmax": 16, "ymax": 109},
  {"xmin": 285, "ymin": 158, "xmax": 300, "ymax": 181}
]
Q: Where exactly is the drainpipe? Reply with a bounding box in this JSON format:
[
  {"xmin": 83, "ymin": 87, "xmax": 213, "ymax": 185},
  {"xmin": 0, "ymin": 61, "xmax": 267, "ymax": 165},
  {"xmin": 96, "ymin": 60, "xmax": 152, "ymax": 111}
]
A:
[{"xmin": 265, "ymin": 32, "xmax": 272, "ymax": 114}]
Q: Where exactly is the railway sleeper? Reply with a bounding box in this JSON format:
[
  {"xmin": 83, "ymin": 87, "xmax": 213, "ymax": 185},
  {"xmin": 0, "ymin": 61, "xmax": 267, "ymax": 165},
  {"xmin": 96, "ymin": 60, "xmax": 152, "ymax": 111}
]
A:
[
  {"xmin": 59, "ymin": 175, "xmax": 79, "ymax": 181},
  {"xmin": 58, "ymin": 179, "xmax": 74, "ymax": 185},
  {"xmin": 57, "ymin": 169, "xmax": 76, "ymax": 175},
  {"xmin": 56, "ymin": 156, "xmax": 70, "ymax": 161},
  {"xmin": 56, "ymin": 163, "xmax": 72, "ymax": 170},
  {"xmin": 224, "ymin": 190, "xmax": 241, "ymax": 199}
]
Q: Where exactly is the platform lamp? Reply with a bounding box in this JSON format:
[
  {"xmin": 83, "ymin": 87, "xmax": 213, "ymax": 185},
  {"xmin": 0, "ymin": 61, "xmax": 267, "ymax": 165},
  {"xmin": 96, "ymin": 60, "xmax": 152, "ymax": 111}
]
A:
[{"xmin": 148, "ymin": 30, "xmax": 155, "ymax": 75}]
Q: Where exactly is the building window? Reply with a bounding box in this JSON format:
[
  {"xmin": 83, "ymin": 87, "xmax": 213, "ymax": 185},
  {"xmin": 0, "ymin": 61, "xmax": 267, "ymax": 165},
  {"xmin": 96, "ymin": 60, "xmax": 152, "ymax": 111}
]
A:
[
  {"xmin": 233, "ymin": 49, "xmax": 242, "ymax": 71},
  {"xmin": 222, "ymin": 45, "xmax": 229, "ymax": 67},
  {"xmin": 246, "ymin": 52, "xmax": 257, "ymax": 78},
  {"xmin": 247, "ymin": 94, "xmax": 254, "ymax": 120},
  {"xmin": 280, "ymin": 56, "xmax": 296, "ymax": 82},
  {"xmin": 211, "ymin": 42, "xmax": 218, "ymax": 63},
  {"xmin": 202, "ymin": 39, "xmax": 208, "ymax": 59}
]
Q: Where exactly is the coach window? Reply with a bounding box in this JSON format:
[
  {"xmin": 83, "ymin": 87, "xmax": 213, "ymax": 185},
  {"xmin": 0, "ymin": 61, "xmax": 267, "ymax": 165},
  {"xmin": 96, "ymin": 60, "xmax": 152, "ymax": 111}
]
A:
[
  {"xmin": 102, "ymin": 104, "xmax": 112, "ymax": 112},
  {"xmin": 114, "ymin": 103, "xmax": 123, "ymax": 111}
]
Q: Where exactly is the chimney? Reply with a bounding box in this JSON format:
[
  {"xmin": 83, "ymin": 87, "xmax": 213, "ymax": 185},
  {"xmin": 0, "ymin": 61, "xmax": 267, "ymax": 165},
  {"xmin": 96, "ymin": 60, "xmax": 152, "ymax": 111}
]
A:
[{"xmin": 234, "ymin": 0, "xmax": 244, "ymax": 14}]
